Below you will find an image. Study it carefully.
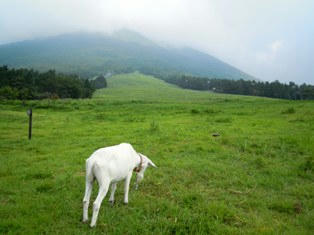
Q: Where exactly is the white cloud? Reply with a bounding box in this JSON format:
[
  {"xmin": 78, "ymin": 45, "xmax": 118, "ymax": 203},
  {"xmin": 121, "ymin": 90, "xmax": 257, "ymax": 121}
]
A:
[
  {"xmin": 256, "ymin": 40, "xmax": 284, "ymax": 63},
  {"xmin": 271, "ymin": 40, "xmax": 283, "ymax": 53}
]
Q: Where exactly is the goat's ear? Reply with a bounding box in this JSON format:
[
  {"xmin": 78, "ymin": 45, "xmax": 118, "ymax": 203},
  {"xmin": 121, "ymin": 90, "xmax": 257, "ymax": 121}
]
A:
[{"xmin": 148, "ymin": 160, "xmax": 157, "ymax": 168}]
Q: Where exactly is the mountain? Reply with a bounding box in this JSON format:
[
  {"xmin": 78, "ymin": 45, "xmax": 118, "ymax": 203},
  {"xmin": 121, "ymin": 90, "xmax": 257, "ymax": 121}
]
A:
[{"xmin": 0, "ymin": 29, "xmax": 256, "ymax": 80}]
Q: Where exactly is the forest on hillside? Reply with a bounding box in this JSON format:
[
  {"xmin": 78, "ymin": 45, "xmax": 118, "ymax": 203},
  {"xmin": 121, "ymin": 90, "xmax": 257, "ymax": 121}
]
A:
[
  {"xmin": 0, "ymin": 66, "xmax": 106, "ymax": 100},
  {"xmin": 142, "ymin": 69, "xmax": 314, "ymax": 100}
]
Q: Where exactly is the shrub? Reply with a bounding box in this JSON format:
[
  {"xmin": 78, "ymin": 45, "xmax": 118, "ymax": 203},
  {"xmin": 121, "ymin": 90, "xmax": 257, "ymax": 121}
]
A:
[
  {"xmin": 281, "ymin": 107, "xmax": 296, "ymax": 114},
  {"xmin": 299, "ymin": 156, "xmax": 313, "ymax": 172},
  {"xmin": 0, "ymin": 86, "xmax": 19, "ymax": 99},
  {"xmin": 190, "ymin": 109, "xmax": 200, "ymax": 114},
  {"xmin": 215, "ymin": 117, "xmax": 232, "ymax": 123},
  {"xmin": 36, "ymin": 184, "xmax": 53, "ymax": 193}
]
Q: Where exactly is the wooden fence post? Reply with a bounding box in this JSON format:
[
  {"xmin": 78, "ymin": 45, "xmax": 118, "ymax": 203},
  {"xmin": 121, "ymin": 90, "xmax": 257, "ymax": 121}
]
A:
[{"xmin": 27, "ymin": 109, "xmax": 32, "ymax": 140}]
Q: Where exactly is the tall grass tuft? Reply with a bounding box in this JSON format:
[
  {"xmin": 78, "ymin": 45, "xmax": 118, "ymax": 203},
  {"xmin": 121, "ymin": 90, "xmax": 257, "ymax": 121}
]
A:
[{"xmin": 149, "ymin": 120, "xmax": 160, "ymax": 132}]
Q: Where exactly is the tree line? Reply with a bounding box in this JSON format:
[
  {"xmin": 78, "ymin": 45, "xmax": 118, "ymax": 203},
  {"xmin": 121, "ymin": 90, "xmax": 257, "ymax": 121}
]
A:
[
  {"xmin": 0, "ymin": 66, "xmax": 107, "ymax": 100},
  {"xmin": 141, "ymin": 69, "xmax": 314, "ymax": 100},
  {"xmin": 1, "ymin": 64, "xmax": 313, "ymax": 100}
]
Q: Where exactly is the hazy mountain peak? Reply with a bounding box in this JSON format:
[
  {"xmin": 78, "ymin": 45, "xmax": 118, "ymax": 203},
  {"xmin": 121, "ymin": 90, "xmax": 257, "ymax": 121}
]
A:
[
  {"xmin": 111, "ymin": 28, "xmax": 155, "ymax": 46},
  {"xmin": 0, "ymin": 30, "xmax": 256, "ymax": 80}
]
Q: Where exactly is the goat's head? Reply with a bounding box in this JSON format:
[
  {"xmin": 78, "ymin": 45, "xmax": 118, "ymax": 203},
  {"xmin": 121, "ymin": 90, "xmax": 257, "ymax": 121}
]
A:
[{"xmin": 135, "ymin": 153, "xmax": 157, "ymax": 189}]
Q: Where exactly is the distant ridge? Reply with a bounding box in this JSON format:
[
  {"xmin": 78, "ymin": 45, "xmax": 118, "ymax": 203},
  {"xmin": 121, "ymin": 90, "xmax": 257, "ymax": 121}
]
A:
[{"xmin": 0, "ymin": 29, "xmax": 256, "ymax": 80}]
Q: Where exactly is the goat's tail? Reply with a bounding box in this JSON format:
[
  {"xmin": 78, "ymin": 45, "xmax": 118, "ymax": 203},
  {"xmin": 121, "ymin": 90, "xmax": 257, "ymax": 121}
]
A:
[{"xmin": 85, "ymin": 159, "xmax": 95, "ymax": 183}]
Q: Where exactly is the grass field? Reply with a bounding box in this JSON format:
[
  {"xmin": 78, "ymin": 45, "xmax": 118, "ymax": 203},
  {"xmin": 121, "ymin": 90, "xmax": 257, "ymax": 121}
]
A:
[{"xmin": 0, "ymin": 72, "xmax": 313, "ymax": 234}]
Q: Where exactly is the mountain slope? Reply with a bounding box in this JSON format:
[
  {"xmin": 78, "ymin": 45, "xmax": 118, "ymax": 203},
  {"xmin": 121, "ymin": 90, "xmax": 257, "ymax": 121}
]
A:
[{"xmin": 0, "ymin": 30, "xmax": 256, "ymax": 80}]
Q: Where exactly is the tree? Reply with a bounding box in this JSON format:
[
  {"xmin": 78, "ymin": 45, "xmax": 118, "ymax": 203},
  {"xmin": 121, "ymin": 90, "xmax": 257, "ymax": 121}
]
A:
[{"xmin": 92, "ymin": 75, "xmax": 107, "ymax": 89}]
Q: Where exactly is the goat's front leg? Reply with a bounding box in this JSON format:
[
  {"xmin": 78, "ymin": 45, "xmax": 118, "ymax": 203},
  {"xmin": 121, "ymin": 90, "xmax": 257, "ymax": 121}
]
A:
[
  {"xmin": 124, "ymin": 172, "xmax": 132, "ymax": 204},
  {"xmin": 109, "ymin": 182, "xmax": 117, "ymax": 205}
]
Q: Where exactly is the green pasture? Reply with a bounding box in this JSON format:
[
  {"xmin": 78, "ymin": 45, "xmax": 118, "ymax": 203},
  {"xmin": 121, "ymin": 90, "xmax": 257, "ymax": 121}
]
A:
[{"xmin": 0, "ymin": 73, "xmax": 313, "ymax": 234}]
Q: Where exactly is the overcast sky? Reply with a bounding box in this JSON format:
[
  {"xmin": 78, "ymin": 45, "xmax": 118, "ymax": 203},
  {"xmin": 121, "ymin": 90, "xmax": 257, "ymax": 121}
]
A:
[{"xmin": 0, "ymin": 0, "xmax": 313, "ymax": 84}]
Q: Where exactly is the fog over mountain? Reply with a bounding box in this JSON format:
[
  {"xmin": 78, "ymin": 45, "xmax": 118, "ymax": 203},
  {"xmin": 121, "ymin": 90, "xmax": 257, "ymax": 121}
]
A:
[
  {"xmin": 0, "ymin": 0, "xmax": 313, "ymax": 84},
  {"xmin": 0, "ymin": 30, "xmax": 256, "ymax": 80}
]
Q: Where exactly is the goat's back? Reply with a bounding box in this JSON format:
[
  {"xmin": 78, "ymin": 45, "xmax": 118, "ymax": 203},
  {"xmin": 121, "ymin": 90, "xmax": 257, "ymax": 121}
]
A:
[{"xmin": 86, "ymin": 143, "xmax": 137, "ymax": 181}]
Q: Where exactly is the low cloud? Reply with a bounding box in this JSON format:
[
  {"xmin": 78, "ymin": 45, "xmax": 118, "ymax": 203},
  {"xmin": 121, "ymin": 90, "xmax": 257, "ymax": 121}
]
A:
[
  {"xmin": 271, "ymin": 40, "xmax": 283, "ymax": 53},
  {"xmin": 0, "ymin": 0, "xmax": 313, "ymax": 84},
  {"xmin": 257, "ymin": 40, "xmax": 284, "ymax": 63}
]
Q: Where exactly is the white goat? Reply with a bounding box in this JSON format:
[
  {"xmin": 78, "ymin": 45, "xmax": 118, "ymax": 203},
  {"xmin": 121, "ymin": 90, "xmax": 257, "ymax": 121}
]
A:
[{"xmin": 82, "ymin": 143, "xmax": 157, "ymax": 227}]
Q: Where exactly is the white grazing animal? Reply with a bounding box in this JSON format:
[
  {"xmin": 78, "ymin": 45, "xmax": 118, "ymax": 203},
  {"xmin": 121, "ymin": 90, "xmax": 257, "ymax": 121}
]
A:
[{"xmin": 82, "ymin": 143, "xmax": 157, "ymax": 227}]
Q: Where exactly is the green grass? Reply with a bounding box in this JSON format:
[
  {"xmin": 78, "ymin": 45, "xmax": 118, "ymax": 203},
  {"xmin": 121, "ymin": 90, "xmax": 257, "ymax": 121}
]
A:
[{"xmin": 0, "ymin": 72, "xmax": 313, "ymax": 234}]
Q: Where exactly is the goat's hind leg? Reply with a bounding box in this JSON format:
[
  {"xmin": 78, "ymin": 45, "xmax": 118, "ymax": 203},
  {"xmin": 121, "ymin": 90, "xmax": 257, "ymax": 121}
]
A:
[
  {"xmin": 90, "ymin": 181, "xmax": 109, "ymax": 227},
  {"xmin": 83, "ymin": 176, "xmax": 93, "ymax": 222}
]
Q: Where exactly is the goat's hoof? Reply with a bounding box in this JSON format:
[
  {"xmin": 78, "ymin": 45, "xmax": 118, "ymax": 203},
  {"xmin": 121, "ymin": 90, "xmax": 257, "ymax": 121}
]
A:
[
  {"xmin": 82, "ymin": 219, "xmax": 88, "ymax": 223},
  {"xmin": 123, "ymin": 202, "xmax": 128, "ymax": 205},
  {"xmin": 90, "ymin": 224, "xmax": 96, "ymax": 228},
  {"xmin": 109, "ymin": 200, "xmax": 114, "ymax": 206}
]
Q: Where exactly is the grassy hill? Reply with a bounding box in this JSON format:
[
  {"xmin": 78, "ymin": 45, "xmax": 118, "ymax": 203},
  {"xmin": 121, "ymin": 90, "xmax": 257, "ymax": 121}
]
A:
[
  {"xmin": 94, "ymin": 72, "xmax": 262, "ymax": 102},
  {"xmin": 0, "ymin": 30, "xmax": 256, "ymax": 80},
  {"xmin": 94, "ymin": 72, "xmax": 217, "ymax": 102},
  {"xmin": 0, "ymin": 73, "xmax": 313, "ymax": 234}
]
